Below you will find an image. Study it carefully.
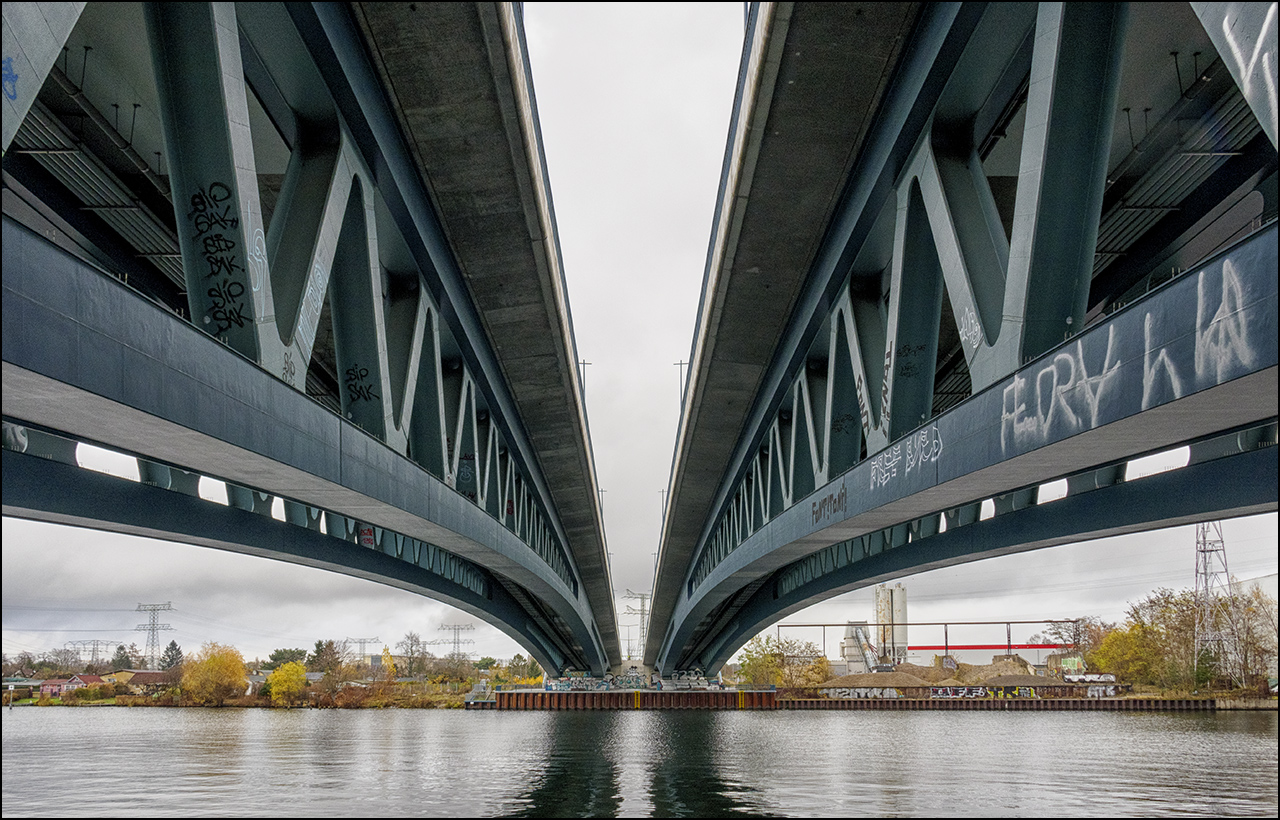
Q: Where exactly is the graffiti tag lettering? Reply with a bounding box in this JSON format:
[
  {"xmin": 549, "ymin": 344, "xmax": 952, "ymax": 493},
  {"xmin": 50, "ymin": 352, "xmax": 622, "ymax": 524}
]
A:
[
  {"xmin": 958, "ymin": 305, "xmax": 982, "ymax": 349},
  {"xmin": 2, "ymin": 56, "xmax": 17, "ymax": 101},
  {"xmin": 811, "ymin": 482, "xmax": 847, "ymax": 525},
  {"xmin": 1002, "ymin": 325, "xmax": 1121, "ymax": 454},
  {"xmin": 904, "ymin": 424, "xmax": 943, "ymax": 475},
  {"xmin": 869, "ymin": 443, "xmax": 902, "ymax": 490},
  {"xmin": 344, "ymin": 365, "xmax": 379, "ymax": 403},
  {"xmin": 1195, "ymin": 260, "xmax": 1256, "ymax": 382},
  {"xmin": 187, "ymin": 182, "xmax": 248, "ymax": 337}
]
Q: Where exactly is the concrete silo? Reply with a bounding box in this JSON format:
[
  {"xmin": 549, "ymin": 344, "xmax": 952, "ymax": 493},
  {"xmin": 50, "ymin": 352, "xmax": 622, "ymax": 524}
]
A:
[{"xmin": 874, "ymin": 583, "xmax": 908, "ymax": 664}]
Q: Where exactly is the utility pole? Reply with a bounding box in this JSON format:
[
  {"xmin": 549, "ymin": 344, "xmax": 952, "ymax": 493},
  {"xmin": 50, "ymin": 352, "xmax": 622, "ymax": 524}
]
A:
[
  {"xmin": 623, "ymin": 590, "xmax": 651, "ymax": 659},
  {"xmin": 345, "ymin": 636, "xmax": 381, "ymax": 666},
  {"xmin": 135, "ymin": 602, "xmax": 174, "ymax": 670},
  {"xmin": 673, "ymin": 361, "xmax": 688, "ymax": 403},
  {"xmin": 1194, "ymin": 521, "xmax": 1242, "ymax": 687}
]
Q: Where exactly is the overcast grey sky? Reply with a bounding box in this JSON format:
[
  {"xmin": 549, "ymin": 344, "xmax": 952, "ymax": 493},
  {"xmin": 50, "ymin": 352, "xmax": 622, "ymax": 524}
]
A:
[{"xmin": 2, "ymin": 4, "xmax": 1276, "ymax": 669}]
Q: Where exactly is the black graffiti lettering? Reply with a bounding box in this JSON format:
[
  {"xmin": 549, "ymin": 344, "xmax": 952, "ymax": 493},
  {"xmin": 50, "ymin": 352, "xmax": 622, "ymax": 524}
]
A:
[
  {"xmin": 345, "ymin": 365, "xmax": 379, "ymax": 403},
  {"xmin": 202, "ymin": 233, "xmax": 238, "ymax": 255},
  {"xmin": 187, "ymin": 182, "xmax": 250, "ymax": 336},
  {"xmin": 204, "ymin": 253, "xmax": 243, "ymax": 279},
  {"xmin": 188, "ymin": 183, "xmax": 239, "ymax": 238},
  {"xmin": 206, "ymin": 279, "xmax": 249, "ymax": 334}
]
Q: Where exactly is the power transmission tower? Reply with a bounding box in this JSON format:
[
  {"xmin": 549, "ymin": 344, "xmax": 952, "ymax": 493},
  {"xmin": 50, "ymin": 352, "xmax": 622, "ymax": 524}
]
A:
[
  {"xmin": 135, "ymin": 603, "xmax": 174, "ymax": 670},
  {"xmin": 345, "ymin": 636, "xmax": 381, "ymax": 665},
  {"xmin": 623, "ymin": 590, "xmax": 650, "ymax": 659},
  {"xmin": 433, "ymin": 624, "xmax": 475, "ymax": 659},
  {"xmin": 1194, "ymin": 522, "xmax": 1242, "ymax": 687},
  {"xmin": 66, "ymin": 639, "xmax": 119, "ymax": 665}
]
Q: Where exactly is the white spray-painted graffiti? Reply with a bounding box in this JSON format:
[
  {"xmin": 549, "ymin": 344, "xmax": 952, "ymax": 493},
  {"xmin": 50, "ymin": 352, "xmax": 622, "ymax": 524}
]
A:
[
  {"xmin": 904, "ymin": 424, "xmax": 943, "ymax": 474},
  {"xmin": 932, "ymin": 686, "xmax": 989, "ymax": 699},
  {"xmin": 244, "ymin": 197, "xmax": 268, "ymax": 319},
  {"xmin": 871, "ymin": 424, "xmax": 943, "ymax": 488},
  {"xmin": 1086, "ymin": 685, "xmax": 1119, "ymax": 698},
  {"xmin": 1195, "ymin": 260, "xmax": 1256, "ymax": 382},
  {"xmin": 931, "ymin": 686, "xmax": 1040, "ymax": 699},
  {"xmin": 825, "ymin": 687, "xmax": 902, "ymax": 699},
  {"xmin": 1221, "ymin": 2, "xmax": 1278, "ymax": 143},
  {"xmin": 1142, "ymin": 311, "xmax": 1185, "ymax": 410},
  {"xmin": 1002, "ymin": 325, "xmax": 1121, "ymax": 454},
  {"xmin": 869, "ymin": 444, "xmax": 901, "ymax": 489},
  {"xmin": 958, "ymin": 305, "xmax": 982, "ymax": 349},
  {"xmin": 1002, "ymin": 250, "xmax": 1261, "ymax": 454},
  {"xmin": 294, "ymin": 260, "xmax": 327, "ymax": 365}
]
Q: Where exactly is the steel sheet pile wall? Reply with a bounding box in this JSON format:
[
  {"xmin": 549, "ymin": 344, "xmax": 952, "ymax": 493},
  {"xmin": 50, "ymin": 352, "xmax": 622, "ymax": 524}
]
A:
[
  {"xmin": 472, "ymin": 693, "xmax": 1253, "ymax": 711},
  {"xmin": 490, "ymin": 690, "xmax": 779, "ymax": 710}
]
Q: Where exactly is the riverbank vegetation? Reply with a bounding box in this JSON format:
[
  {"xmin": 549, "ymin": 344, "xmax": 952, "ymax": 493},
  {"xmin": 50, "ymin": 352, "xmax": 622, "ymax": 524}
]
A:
[
  {"xmin": 5, "ymin": 632, "xmax": 546, "ymax": 709},
  {"xmin": 1088, "ymin": 585, "xmax": 1276, "ymax": 694}
]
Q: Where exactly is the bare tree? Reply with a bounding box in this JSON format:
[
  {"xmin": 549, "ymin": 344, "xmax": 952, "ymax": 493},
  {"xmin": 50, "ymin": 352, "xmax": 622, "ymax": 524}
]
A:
[{"xmin": 397, "ymin": 631, "xmax": 427, "ymax": 679}]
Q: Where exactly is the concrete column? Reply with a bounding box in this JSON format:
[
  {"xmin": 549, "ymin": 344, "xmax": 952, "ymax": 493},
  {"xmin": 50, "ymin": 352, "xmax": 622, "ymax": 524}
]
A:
[
  {"xmin": 993, "ymin": 486, "xmax": 1037, "ymax": 516},
  {"xmin": 145, "ymin": 2, "xmax": 277, "ymax": 361},
  {"xmin": 884, "ymin": 181, "xmax": 945, "ymax": 440},
  {"xmin": 328, "ymin": 176, "xmax": 388, "ymax": 439},
  {"xmin": 1005, "ymin": 2, "xmax": 1128, "ymax": 363},
  {"xmin": 407, "ymin": 307, "xmax": 448, "ymax": 478},
  {"xmin": 825, "ymin": 308, "xmax": 863, "ymax": 477},
  {"xmin": 324, "ymin": 512, "xmax": 358, "ymax": 543},
  {"xmin": 944, "ymin": 501, "xmax": 980, "ymax": 529}
]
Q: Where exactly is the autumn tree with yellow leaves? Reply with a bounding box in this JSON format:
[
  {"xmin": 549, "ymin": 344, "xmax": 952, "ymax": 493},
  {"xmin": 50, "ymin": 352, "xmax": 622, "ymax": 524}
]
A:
[
  {"xmin": 267, "ymin": 661, "xmax": 308, "ymax": 707},
  {"xmin": 181, "ymin": 642, "xmax": 247, "ymax": 706}
]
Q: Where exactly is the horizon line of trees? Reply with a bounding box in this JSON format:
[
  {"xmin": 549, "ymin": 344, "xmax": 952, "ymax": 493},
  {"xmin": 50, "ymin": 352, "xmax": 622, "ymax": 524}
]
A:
[{"xmin": 5, "ymin": 632, "xmax": 545, "ymax": 692}]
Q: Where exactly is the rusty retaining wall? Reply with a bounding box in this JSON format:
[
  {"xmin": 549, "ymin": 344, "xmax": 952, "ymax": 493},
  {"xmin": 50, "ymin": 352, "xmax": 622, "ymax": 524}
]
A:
[
  {"xmin": 469, "ymin": 693, "xmax": 1240, "ymax": 711},
  {"xmin": 779, "ymin": 698, "xmax": 1218, "ymax": 711},
  {"xmin": 484, "ymin": 690, "xmax": 777, "ymax": 710}
]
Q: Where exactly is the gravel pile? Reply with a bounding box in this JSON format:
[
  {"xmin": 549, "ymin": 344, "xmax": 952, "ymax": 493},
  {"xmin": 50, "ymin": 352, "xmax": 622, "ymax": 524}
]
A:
[{"xmin": 819, "ymin": 671, "xmax": 931, "ymax": 688}]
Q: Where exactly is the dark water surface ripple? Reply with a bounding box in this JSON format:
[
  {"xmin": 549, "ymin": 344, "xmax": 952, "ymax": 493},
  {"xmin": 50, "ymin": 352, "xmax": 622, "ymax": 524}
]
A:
[{"xmin": 3, "ymin": 706, "xmax": 1276, "ymax": 816}]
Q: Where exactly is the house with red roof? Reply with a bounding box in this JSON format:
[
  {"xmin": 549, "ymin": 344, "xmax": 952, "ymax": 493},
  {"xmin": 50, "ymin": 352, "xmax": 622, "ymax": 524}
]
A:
[{"xmin": 65, "ymin": 674, "xmax": 105, "ymax": 693}]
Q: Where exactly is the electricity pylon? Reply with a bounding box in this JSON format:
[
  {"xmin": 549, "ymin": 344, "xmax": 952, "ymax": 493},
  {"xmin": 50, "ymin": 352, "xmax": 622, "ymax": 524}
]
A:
[
  {"xmin": 623, "ymin": 590, "xmax": 650, "ymax": 658},
  {"xmin": 1193, "ymin": 522, "xmax": 1242, "ymax": 687},
  {"xmin": 135, "ymin": 602, "xmax": 174, "ymax": 670}
]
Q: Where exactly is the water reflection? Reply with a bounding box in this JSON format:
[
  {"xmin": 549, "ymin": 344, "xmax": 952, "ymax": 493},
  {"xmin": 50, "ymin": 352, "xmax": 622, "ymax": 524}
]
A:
[
  {"xmin": 646, "ymin": 713, "xmax": 764, "ymax": 817},
  {"xmin": 509, "ymin": 712, "xmax": 622, "ymax": 817},
  {"xmin": 2, "ymin": 707, "xmax": 1275, "ymax": 817}
]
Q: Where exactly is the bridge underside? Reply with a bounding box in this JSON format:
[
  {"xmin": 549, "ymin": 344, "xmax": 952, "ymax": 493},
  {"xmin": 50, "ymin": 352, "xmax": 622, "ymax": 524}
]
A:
[
  {"xmin": 3, "ymin": 448, "xmax": 574, "ymax": 674},
  {"xmin": 649, "ymin": 2, "xmax": 1278, "ymax": 673},
  {"xmin": 674, "ymin": 443, "xmax": 1276, "ymax": 673},
  {"xmin": 2, "ymin": 2, "xmax": 618, "ymax": 673}
]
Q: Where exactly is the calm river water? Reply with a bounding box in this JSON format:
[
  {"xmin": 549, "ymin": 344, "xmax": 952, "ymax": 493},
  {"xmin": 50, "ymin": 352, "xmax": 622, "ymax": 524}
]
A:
[{"xmin": 2, "ymin": 706, "xmax": 1276, "ymax": 816}]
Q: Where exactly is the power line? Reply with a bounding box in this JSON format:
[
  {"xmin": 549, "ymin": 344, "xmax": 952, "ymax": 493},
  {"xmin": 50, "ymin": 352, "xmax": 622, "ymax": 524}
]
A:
[
  {"xmin": 430, "ymin": 624, "xmax": 475, "ymax": 659},
  {"xmin": 345, "ymin": 636, "xmax": 381, "ymax": 662}
]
